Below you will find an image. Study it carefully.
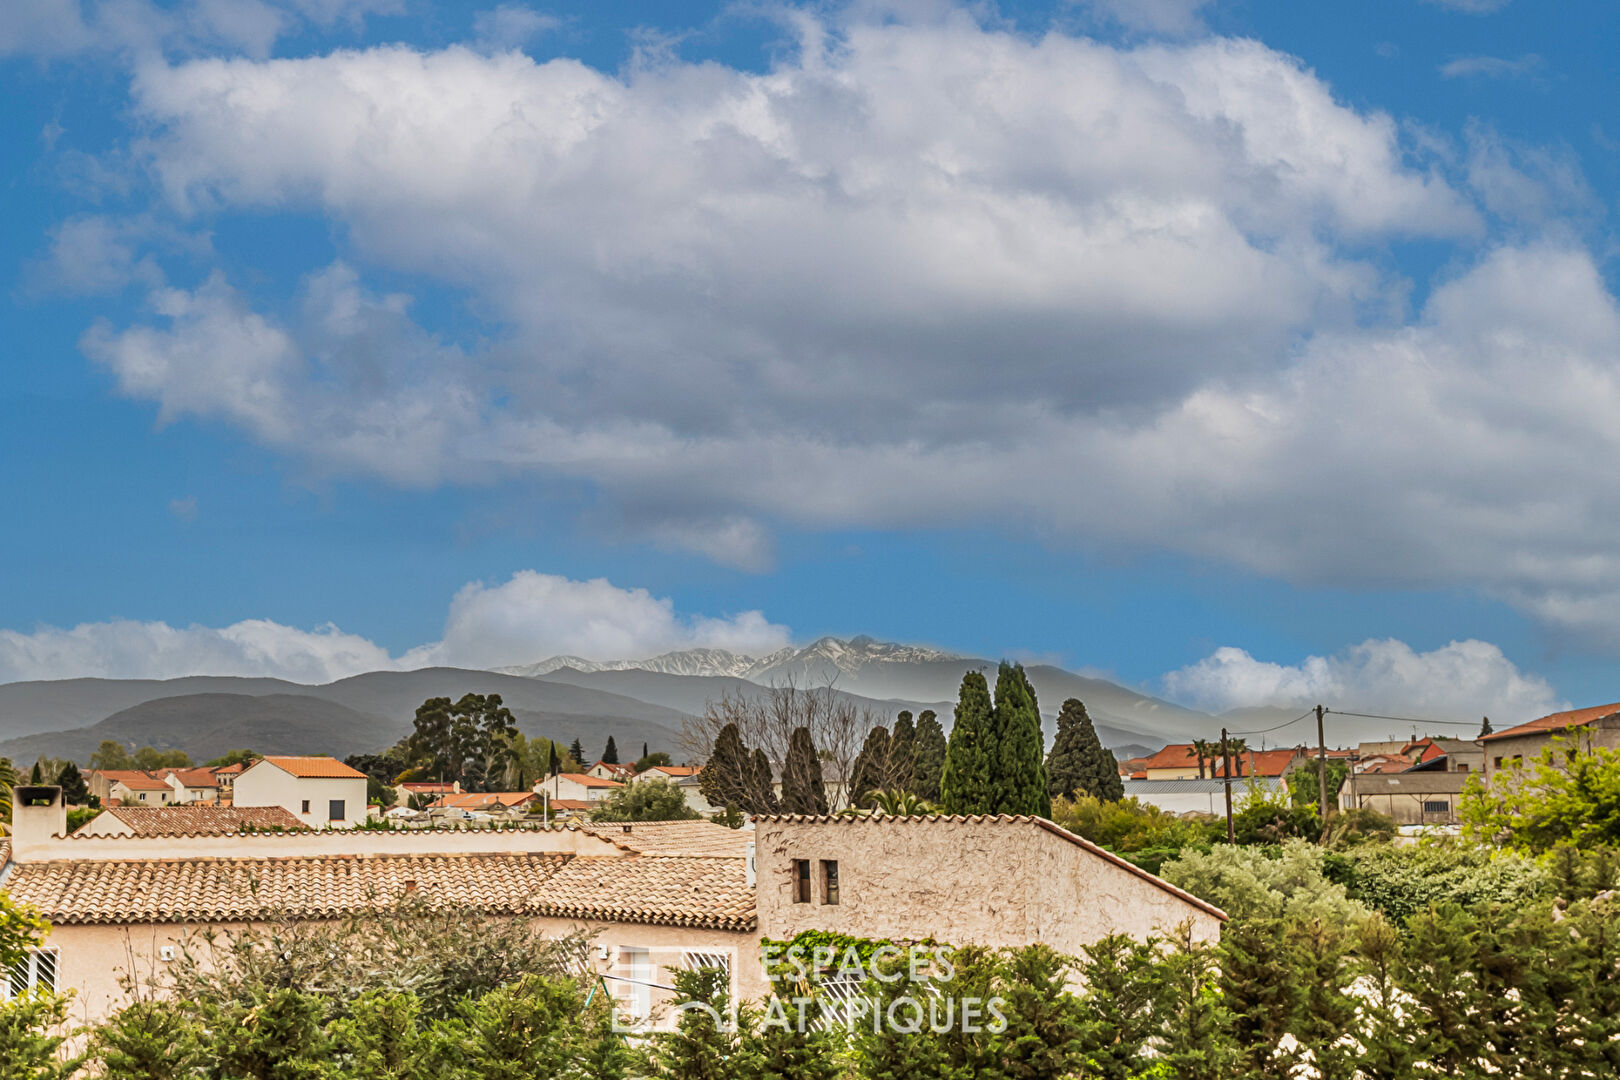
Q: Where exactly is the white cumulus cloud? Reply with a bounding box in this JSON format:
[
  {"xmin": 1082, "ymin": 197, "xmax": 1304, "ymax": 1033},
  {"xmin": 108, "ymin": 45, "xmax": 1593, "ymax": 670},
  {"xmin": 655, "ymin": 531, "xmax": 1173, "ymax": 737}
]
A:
[
  {"xmin": 0, "ymin": 572, "xmax": 792, "ymax": 683},
  {"xmin": 1162, "ymin": 638, "xmax": 1562, "ymax": 726}
]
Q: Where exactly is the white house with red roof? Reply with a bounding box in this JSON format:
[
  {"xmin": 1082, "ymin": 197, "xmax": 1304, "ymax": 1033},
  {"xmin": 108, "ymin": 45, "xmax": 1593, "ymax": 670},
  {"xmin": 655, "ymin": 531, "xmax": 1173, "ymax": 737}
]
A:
[
  {"xmin": 537, "ymin": 772, "xmax": 622, "ymax": 804},
  {"xmin": 586, "ymin": 760, "xmax": 636, "ymax": 781},
  {"xmin": 233, "ymin": 756, "xmax": 370, "ymax": 828}
]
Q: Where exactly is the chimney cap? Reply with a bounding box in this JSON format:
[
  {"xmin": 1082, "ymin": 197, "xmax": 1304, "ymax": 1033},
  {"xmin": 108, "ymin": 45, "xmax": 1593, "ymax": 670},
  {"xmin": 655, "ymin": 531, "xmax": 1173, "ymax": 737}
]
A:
[{"xmin": 14, "ymin": 785, "xmax": 61, "ymax": 806}]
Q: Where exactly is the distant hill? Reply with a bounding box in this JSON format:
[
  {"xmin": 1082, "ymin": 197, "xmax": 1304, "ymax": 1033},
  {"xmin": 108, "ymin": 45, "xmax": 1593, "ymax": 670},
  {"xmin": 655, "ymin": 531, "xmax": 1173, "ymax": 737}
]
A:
[
  {"xmin": 0, "ymin": 693, "xmax": 396, "ymax": 764},
  {"xmin": 0, "ymin": 668, "xmax": 694, "ymax": 765}
]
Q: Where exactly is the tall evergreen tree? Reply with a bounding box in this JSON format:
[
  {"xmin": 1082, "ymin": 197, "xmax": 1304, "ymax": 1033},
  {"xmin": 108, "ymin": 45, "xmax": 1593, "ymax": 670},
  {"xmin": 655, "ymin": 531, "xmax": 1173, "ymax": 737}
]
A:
[
  {"xmin": 602, "ymin": 737, "xmax": 619, "ymax": 765},
  {"xmin": 699, "ymin": 723, "xmax": 751, "ymax": 811},
  {"xmin": 848, "ymin": 726, "xmax": 893, "ymax": 808},
  {"xmin": 29, "ymin": 760, "xmax": 42, "ymax": 785},
  {"xmin": 748, "ymin": 749, "xmax": 780, "ymax": 814},
  {"xmin": 912, "ymin": 710, "xmax": 947, "ymax": 802},
  {"xmin": 642, "ymin": 742, "xmax": 650, "ymax": 761},
  {"xmin": 548, "ymin": 742, "xmax": 562, "ymax": 779},
  {"xmin": 1480, "ymin": 716, "xmax": 1494, "ymax": 738},
  {"xmin": 569, "ymin": 738, "xmax": 585, "ymax": 765},
  {"xmin": 55, "ymin": 762, "xmax": 90, "ymax": 805},
  {"xmin": 939, "ymin": 671, "xmax": 995, "ymax": 815},
  {"xmin": 890, "ymin": 711, "xmax": 917, "ymax": 793},
  {"xmin": 1047, "ymin": 699, "xmax": 1123, "ymax": 802},
  {"xmin": 779, "ymin": 726, "xmax": 828, "ymax": 815},
  {"xmin": 991, "ymin": 662, "xmax": 1051, "ymax": 817}
]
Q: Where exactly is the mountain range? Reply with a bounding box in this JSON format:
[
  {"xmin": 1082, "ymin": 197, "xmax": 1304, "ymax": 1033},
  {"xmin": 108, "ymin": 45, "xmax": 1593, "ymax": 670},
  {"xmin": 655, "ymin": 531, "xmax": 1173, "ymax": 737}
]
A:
[{"xmin": 0, "ymin": 637, "xmax": 1243, "ymax": 767}]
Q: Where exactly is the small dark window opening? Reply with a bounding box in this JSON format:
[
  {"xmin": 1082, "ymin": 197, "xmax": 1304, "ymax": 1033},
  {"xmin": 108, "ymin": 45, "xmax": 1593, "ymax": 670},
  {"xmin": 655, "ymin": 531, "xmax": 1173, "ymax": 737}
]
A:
[
  {"xmin": 301, "ymin": 799, "xmax": 311, "ymax": 814},
  {"xmin": 329, "ymin": 799, "xmax": 345, "ymax": 821},
  {"xmin": 792, "ymin": 859, "xmax": 811, "ymax": 904},
  {"xmin": 822, "ymin": 860, "xmax": 840, "ymax": 905},
  {"xmin": 1422, "ymin": 800, "xmax": 1450, "ymax": 814}
]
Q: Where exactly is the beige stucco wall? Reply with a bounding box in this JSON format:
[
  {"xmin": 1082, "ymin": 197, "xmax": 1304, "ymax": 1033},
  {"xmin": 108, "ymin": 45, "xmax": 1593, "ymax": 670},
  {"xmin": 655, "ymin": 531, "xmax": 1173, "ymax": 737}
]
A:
[
  {"xmin": 233, "ymin": 764, "xmax": 369, "ymax": 827},
  {"xmin": 1483, "ymin": 718, "xmax": 1620, "ymax": 781},
  {"xmin": 754, "ymin": 818, "xmax": 1221, "ymax": 954},
  {"xmin": 40, "ymin": 916, "xmax": 763, "ymax": 1027}
]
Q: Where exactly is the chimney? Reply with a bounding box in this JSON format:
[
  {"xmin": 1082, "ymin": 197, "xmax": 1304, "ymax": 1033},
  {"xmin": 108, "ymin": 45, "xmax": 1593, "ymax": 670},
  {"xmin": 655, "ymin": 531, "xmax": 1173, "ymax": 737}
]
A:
[
  {"xmin": 745, "ymin": 841, "xmax": 757, "ymax": 888},
  {"xmin": 10, "ymin": 785, "xmax": 67, "ymax": 859}
]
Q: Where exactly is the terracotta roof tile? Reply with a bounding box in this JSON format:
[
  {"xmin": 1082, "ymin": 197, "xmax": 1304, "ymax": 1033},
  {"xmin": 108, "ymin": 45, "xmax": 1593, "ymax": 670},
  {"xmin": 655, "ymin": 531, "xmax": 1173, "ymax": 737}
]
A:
[
  {"xmin": 258, "ymin": 756, "xmax": 369, "ymax": 779},
  {"xmin": 553, "ymin": 773, "xmax": 622, "ymax": 788},
  {"xmin": 1483, "ymin": 703, "xmax": 1620, "ymax": 742},
  {"xmin": 644, "ymin": 766, "xmax": 702, "ymax": 778},
  {"xmin": 86, "ymin": 806, "xmax": 308, "ymax": 837},
  {"xmin": 431, "ymin": 792, "xmax": 540, "ymax": 810},
  {"xmin": 580, "ymin": 821, "xmax": 752, "ymax": 857},
  {"xmin": 3, "ymin": 852, "xmax": 755, "ymax": 931},
  {"xmin": 537, "ymin": 855, "xmax": 755, "ymax": 931},
  {"xmin": 164, "ymin": 769, "xmax": 221, "ymax": 788},
  {"xmin": 112, "ymin": 775, "xmax": 175, "ymax": 791}
]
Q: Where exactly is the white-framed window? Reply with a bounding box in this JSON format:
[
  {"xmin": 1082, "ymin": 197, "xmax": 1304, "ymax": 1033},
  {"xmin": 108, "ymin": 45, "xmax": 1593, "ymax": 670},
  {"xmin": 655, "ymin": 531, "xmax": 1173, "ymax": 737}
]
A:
[{"xmin": 4, "ymin": 948, "xmax": 58, "ymax": 1000}]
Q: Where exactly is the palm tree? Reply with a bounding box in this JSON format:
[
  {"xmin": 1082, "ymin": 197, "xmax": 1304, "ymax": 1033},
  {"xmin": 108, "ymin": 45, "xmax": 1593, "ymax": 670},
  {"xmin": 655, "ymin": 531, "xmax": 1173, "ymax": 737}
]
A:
[
  {"xmin": 871, "ymin": 789, "xmax": 938, "ymax": 817},
  {"xmin": 1187, "ymin": 740, "xmax": 1214, "ymax": 780},
  {"xmin": 1222, "ymin": 738, "xmax": 1249, "ymax": 778}
]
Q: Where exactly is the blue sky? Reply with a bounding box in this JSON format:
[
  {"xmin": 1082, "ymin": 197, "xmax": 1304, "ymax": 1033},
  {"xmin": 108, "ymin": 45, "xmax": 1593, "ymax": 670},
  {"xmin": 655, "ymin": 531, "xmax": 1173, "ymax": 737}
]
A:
[{"xmin": 3, "ymin": 0, "xmax": 1618, "ymax": 723}]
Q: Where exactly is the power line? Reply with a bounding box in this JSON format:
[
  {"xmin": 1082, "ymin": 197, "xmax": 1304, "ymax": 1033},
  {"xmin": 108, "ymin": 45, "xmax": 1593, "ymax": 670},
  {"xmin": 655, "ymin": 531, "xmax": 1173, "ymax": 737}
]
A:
[
  {"xmin": 1324, "ymin": 709, "xmax": 1483, "ymax": 729},
  {"xmin": 1226, "ymin": 710, "xmax": 1316, "ymax": 737}
]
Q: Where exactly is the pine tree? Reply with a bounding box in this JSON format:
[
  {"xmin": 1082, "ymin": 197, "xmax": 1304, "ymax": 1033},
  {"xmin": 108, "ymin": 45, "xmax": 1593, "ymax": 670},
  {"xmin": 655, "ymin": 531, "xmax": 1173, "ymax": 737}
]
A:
[
  {"xmin": 912, "ymin": 710, "xmax": 947, "ymax": 802},
  {"xmin": 603, "ymin": 736, "xmax": 619, "ymax": 765},
  {"xmin": 699, "ymin": 723, "xmax": 752, "ymax": 811},
  {"xmin": 779, "ymin": 727, "xmax": 828, "ymax": 815},
  {"xmin": 1047, "ymin": 698, "xmax": 1123, "ymax": 803},
  {"xmin": 651, "ymin": 967, "xmax": 753, "ymax": 1080},
  {"xmin": 890, "ymin": 711, "xmax": 917, "ymax": 793},
  {"xmin": 1480, "ymin": 716, "xmax": 1494, "ymax": 738},
  {"xmin": 939, "ymin": 671, "xmax": 994, "ymax": 815},
  {"xmin": 56, "ymin": 762, "xmax": 90, "ymax": 806},
  {"xmin": 569, "ymin": 738, "xmax": 585, "ymax": 765},
  {"xmin": 991, "ymin": 662, "xmax": 1051, "ymax": 817},
  {"xmin": 848, "ymin": 726, "xmax": 893, "ymax": 808},
  {"xmin": 1075, "ymin": 935, "xmax": 1160, "ymax": 1080}
]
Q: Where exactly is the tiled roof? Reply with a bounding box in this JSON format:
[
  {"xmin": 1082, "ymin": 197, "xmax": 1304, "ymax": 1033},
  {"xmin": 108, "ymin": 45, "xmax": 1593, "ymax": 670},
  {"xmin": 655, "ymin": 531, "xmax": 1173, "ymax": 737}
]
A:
[
  {"xmin": 213, "ymin": 763, "xmax": 247, "ymax": 775},
  {"xmin": 257, "ymin": 756, "xmax": 369, "ymax": 779},
  {"xmin": 581, "ymin": 820, "xmax": 753, "ymax": 858},
  {"xmin": 547, "ymin": 799, "xmax": 591, "ymax": 811},
  {"xmin": 2, "ymin": 852, "xmax": 755, "ymax": 931},
  {"xmin": 112, "ymin": 774, "xmax": 175, "ymax": 791},
  {"xmin": 402, "ymin": 782, "xmax": 458, "ymax": 792},
  {"xmin": 164, "ymin": 769, "xmax": 221, "ymax": 788},
  {"xmin": 754, "ymin": 813, "xmax": 1228, "ymax": 922},
  {"xmin": 88, "ymin": 806, "xmax": 308, "ymax": 837},
  {"xmin": 1212, "ymin": 748, "xmax": 1303, "ymax": 778},
  {"xmin": 644, "ymin": 766, "xmax": 702, "ymax": 778},
  {"xmin": 554, "ymin": 773, "xmax": 622, "ymax": 788},
  {"xmin": 1139, "ymin": 744, "xmax": 1197, "ymax": 771},
  {"xmin": 538, "ymin": 855, "xmax": 754, "ymax": 931},
  {"xmin": 93, "ymin": 770, "xmax": 154, "ymax": 783},
  {"xmin": 1483, "ymin": 703, "xmax": 1620, "ymax": 743}
]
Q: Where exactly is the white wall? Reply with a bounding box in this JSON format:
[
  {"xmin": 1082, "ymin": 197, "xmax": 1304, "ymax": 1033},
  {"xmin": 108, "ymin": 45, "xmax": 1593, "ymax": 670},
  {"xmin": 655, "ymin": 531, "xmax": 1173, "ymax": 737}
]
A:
[{"xmin": 233, "ymin": 763, "xmax": 368, "ymax": 828}]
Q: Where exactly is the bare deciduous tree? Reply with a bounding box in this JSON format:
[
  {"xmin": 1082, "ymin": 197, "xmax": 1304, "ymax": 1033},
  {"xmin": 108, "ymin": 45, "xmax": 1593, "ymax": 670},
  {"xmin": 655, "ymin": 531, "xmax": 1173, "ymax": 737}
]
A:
[{"xmin": 680, "ymin": 680, "xmax": 878, "ymax": 812}]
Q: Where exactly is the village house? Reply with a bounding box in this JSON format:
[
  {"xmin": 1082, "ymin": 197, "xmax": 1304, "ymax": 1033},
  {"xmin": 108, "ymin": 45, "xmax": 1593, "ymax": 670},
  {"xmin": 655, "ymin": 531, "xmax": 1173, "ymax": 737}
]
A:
[
  {"xmin": 635, "ymin": 764, "xmax": 702, "ymax": 784},
  {"xmin": 232, "ymin": 756, "xmax": 370, "ymax": 828},
  {"xmin": 161, "ymin": 767, "xmax": 222, "ymax": 804},
  {"xmin": 396, "ymin": 780, "xmax": 460, "ymax": 807},
  {"xmin": 1336, "ymin": 737, "xmax": 1485, "ymax": 825},
  {"xmin": 539, "ymin": 772, "xmax": 624, "ymax": 804},
  {"xmin": 586, "ymin": 760, "xmax": 637, "ymax": 782},
  {"xmin": 1482, "ymin": 703, "xmax": 1620, "ymax": 780},
  {"xmin": 428, "ymin": 791, "xmax": 544, "ymax": 816},
  {"xmin": 106, "ymin": 772, "xmax": 177, "ymax": 807},
  {"xmin": 3, "ymin": 790, "xmax": 1224, "ymax": 1026},
  {"xmin": 1137, "ymin": 743, "xmax": 1306, "ymax": 781}
]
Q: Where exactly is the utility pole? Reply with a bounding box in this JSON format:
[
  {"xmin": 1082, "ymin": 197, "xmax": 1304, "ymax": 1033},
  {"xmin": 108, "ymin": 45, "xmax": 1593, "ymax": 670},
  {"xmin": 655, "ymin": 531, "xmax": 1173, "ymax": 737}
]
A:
[
  {"xmin": 1316, "ymin": 704, "xmax": 1330, "ymax": 820},
  {"xmin": 1221, "ymin": 727, "xmax": 1234, "ymax": 843}
]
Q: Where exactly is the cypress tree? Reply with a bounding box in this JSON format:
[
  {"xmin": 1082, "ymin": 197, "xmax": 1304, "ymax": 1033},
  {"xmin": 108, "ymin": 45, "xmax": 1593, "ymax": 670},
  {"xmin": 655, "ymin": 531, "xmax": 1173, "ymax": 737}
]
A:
[
  {"xmin": 569, "ymin": 738, "xmax": 585, "ymax": 765},
  {"xmin": 642, "ymin": 742, "xmax": 649, "ymax": 761},
  {"xmin": 779, "ymin": 726, "xmax": 828, "ymax": 815},
  {"xmin": 1047, "ymin": 698, "xmax": 1123, "ymax": 803},
  {"xmin": 890, "ymin": 711, "xmax": 917, "ymax": 793},
  {"xmin": 1480, "ymin": 716, "xmax": 1494, "ymax": 738},
  {"xmin": 849, "ymin": 726, "xmax": 893, "ymax": 808},
  {"xmin": 748, "ymin": 748, "xmax": 780, "ymax": 814},
  {"xmin": 699, "ymin": 723, "xmax": 751, "ymax": 811},
  {"xmin": 939, "ymin": 671, "xmax": 994, "ymax": 815},
  {"xmin": 602, "ymin": 737, "xmax": 619, "ymax": 765},
  {"xmin": 548, "ymin": 742, "xmax": 561, "ymax": 778},
  {"xmin": 30, "ymin": 760, "xmax": 43, "ymax": 785},
  {"xmin": 991, "ymin": 662, "xmax": 1051, "ymax": 817},
  {"xmin": 912, "ymin": 710, "xmax": 947, "ymax": 802},
  {"xmin": 56, "ymin": 762, "xmax": 91, "ymax": 805}
]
